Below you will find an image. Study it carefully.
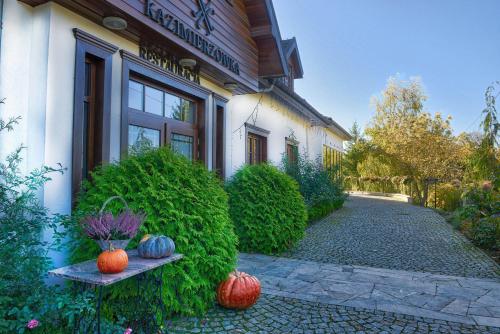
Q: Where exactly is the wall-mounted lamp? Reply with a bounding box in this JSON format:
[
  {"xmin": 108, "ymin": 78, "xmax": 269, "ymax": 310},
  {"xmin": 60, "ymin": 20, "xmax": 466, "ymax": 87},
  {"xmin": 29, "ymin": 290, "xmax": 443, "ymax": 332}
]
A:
[
  {"xmin": 179, "ymin": 58, "xmax": 197, "ymax": 69},
  {"xmin": 102, "ymin": 16, "xmax": 127, "ymax": 30},
  {"xmin": 224, "ymin": 81, "xmax": 238, "ymax": 91}
]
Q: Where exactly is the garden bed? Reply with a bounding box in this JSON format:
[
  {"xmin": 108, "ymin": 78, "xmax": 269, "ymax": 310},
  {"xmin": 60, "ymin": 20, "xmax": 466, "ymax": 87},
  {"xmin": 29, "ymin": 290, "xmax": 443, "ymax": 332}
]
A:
[{"xmin": 440, "ymin": 210, "xmax": 500, "ymax": 266}]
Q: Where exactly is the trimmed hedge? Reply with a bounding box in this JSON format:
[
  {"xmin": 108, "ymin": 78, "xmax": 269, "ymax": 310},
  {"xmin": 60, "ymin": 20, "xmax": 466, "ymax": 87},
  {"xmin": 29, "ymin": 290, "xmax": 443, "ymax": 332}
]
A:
[
  {"xmin": 226, "ymin": 164, "xmax": 307, "ymax": 254},
  {"xmin": 308, "ymin": 198, "xmax": 344, "ymax": 222},
  {"xmin": 72, "ymin": 148, "xmax": 237, "ymax": 317}
]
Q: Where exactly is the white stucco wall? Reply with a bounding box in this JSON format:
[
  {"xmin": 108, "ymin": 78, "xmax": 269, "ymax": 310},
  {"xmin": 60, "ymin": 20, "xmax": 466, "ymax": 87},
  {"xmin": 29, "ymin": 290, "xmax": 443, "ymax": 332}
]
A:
[
  {"xmin": 308, "ymin": 126, "xmax": 345, "ymax": 159},
  {"xmin": 0, "ymin": 1, "xmax": 38, "ymax": 171},
  {"xmin": 1, "ymin": 2, "xmax": 139, "ymax": 214},
  {"xmin": 226, "ymin": 92, "xmax": 347, "ymax": 178},
  {"xmin": 227, "ymin": 93, "xmax": 312, "ymax": 177}
]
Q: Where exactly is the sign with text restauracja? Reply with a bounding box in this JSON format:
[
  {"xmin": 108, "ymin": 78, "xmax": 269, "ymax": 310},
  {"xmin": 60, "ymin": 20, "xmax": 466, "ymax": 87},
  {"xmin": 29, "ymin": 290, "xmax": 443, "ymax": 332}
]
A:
[
  {"xmin": 139, "ymin": 46, "xmax": 201, "ymax": 84},
  {"xmin": 144, "ymin": 0, "xmax": 240, "ymax": 76}
]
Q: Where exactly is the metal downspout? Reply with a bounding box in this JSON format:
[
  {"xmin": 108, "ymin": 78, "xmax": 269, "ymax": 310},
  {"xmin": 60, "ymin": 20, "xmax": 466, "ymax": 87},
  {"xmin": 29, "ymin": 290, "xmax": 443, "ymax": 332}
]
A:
[{"xmin": 258, "ymin": 79, "xmax": 276, "ymax": 93}]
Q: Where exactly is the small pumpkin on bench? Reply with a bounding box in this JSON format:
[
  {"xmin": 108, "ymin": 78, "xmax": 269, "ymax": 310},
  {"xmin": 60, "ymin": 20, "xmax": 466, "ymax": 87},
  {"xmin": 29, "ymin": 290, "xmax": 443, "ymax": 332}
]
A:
[
  {"xmin": 217, "ymin": 270, "xmax": 261, "ymax": 309},
  {"xmin": 138, "ymin": 234, "xmax": 175, "ymax": 259},
  {"xmin": 97, "ymin": 245, "xmax": 128, "ymax": 274}
]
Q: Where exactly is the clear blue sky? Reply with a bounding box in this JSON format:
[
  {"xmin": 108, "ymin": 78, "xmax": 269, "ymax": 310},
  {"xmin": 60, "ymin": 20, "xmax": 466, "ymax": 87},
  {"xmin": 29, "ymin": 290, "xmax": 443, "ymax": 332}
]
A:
[{"xmin": 273, "ymin": 0, "xmax": 500, "ymax": 135}]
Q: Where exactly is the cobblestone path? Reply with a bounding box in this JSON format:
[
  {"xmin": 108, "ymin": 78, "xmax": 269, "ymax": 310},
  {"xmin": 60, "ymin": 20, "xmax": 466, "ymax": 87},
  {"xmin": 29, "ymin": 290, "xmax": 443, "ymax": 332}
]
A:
[
  {"xmin": 285, "ymin": 195, "xmax": 499, "ymax": 279},
  {"xmin": 168, "ymin": 294, "xmax": 500, "ymax": 333},
  {"xmin": 168, "ymin": 195, "xmax": 500, "ymax": 333}
]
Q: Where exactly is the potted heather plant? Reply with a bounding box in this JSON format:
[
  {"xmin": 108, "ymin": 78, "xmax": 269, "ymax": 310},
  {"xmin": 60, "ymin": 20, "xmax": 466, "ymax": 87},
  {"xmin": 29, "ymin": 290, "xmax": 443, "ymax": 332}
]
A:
[{"xmin": 81, "ymin": 196, "xmax": 144, "ymax": 251}]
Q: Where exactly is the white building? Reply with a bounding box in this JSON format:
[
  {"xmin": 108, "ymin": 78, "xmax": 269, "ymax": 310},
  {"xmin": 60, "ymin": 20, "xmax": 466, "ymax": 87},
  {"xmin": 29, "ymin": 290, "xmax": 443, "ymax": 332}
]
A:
[{"xmin": 0, "ymin": 0, "xmax": 351, "ymax": 218}]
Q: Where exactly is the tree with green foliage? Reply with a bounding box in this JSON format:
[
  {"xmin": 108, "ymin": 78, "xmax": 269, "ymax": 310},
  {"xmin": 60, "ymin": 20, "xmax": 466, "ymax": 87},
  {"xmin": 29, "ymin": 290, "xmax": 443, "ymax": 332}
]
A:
[
  {"xmin": 343, "ymin": 121, "xmax": 371, "ymax": 177},
  {"xmin": 468, "ymin": 82, "xmax": 500, "ymax": 186},
  {"xmin": 364, "ymin": 77, "xmax": 464, "ymax": 204}
]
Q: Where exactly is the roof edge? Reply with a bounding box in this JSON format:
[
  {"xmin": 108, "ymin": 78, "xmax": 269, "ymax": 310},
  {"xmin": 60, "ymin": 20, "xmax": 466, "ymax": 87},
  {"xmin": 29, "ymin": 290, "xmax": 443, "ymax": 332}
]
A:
[
  {"xmin": 272, "ymin": 82, "xmax": 352, "ymax": 141},
  {"xmin": 263, "ymin": 0, "xmax": 289, "ymax": 77},
  {"xmin": 281, "ymin": 37, "xmax": 304, "ymax": 79}
]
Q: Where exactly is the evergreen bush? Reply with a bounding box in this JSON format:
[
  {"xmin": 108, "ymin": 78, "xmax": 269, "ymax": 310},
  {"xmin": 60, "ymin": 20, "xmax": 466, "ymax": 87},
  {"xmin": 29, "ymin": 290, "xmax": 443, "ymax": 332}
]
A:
[
  {"xmin": 226, "ymin": 164, "xmax": 307, "ymax": 254},
  {"xmin": 282, "ymin": 153, "xmax": 346, "ymax": 222},
  {"xmin": 72, "ymin": 147, "xmax": 238, "ymax": 317}
]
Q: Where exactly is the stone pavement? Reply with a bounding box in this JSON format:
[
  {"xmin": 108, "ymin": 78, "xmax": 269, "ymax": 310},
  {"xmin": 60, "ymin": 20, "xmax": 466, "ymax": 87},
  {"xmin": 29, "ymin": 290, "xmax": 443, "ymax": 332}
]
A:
[
  {"xmin": 168, "ymin": 294, "xmax": 500, "ymax": 333},
  {"xmin": 238, "ymin": 253, "xmax": 500, "ymax": 328},
  {"xmin": 167, "ymin": 196, "xmax": 500, "ymax": 333},
  {"xmin": 285, "ymin": 195, "xmax": 500, "ymax": 279}
]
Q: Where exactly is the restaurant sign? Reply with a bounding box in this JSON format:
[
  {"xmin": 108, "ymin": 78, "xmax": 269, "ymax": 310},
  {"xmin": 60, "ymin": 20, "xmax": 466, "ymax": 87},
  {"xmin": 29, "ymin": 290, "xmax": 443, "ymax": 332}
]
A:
[
  {"xmin": 139, "ymin": 46, "xmax": 201, "ymax": 84},
  {"xmin": 144, "ymin": 0, "xmax": 240, "ymax": 75}
]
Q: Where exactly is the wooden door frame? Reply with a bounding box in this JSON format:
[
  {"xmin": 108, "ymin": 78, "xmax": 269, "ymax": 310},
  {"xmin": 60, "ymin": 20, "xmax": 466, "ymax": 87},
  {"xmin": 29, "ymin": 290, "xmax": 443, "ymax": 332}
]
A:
[
  {"xmin": 245, "ymin": 123, "xmax": 270, "ymax": 164},
  {"xmin": 72, "ymin": 29, "xmax": 117, "ymax": 204},
  {"xmin": 213, "ymin": 94, "xmax": 228, "ymax": 178}
]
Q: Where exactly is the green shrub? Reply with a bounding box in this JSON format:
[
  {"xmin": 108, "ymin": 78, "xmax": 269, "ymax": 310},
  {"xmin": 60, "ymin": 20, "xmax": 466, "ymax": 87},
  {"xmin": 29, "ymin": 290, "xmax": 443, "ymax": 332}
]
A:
[
  {"xmin": 282, "ymin": 153, "xmax": 346, "ymax": 222},
  {"xmin": 307, "ymin": 198, "xmax": 344, "ymax": 222},
  {"xmin": 470, "ymin": 217, "xmax": 500, "ymax": 250},
  {"xmin": 451, "ymin": 185, "xmax": 500, "ymax": 251},
  {"xmin": 226, "ymin": 164, "xmax": 307, "ymax": 254},
  {"xmin": 0, "ymin": 109, "xmax": 126, "ymax": 333},
  {"xmin": 462, "ymin": 185, "xmax": 500, "ymax": 214},
  {"xmin": 0, "ymin": 120, "xmax": 64, "ymax": 332},
  {"xmin": 456, "ymin": 205, "xmax": 481, "ymax": 222},
  {"xmin": 72, "ymin": 147, "xmax": 238, "ymax": 317}
]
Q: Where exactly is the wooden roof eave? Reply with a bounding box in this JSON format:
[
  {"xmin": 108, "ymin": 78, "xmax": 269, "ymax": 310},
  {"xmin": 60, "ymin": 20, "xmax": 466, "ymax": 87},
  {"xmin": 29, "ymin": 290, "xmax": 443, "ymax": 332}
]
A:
[{"xmin": 245, "ymin": 0, "xmax": 288, "ymax": 78}]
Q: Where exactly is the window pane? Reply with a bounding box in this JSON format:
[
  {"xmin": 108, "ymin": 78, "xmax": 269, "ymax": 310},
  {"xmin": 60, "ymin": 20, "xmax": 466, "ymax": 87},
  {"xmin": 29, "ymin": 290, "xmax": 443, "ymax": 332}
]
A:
[
  {"xmin": 164, "ymin": 93, "xmax": 195, "ymax": 123},
  {"xmin": 178, "ymin": 99, "xmax": 195, "ymax": 123},
  {"xmin": 247, "ymin": 134, "xmax": 263, "ymax": 165},
  {"xmin": 145, "ymin": 86, "xmax": 163, "ymax": 116},
  {"xmin": 255, "ymin": 137, "xmax": 261, "ymax": 163},
  {"xmin": 128, "ymin": 125, "xmax": 160, "ymax": 154},
  {"xmin": 171, "ymin": 133, "xmax": 193, "ymax": 161},
  {"xmin": 247, "ymin": 136, "xmax": 252, "ymax": 164},
  {"xmin": 129, "ymin": 81, "xmax": 144, "ymax": 111},
  {"xmin": 164, "ymin": 92, "xmax": 181, "ymax": 119},
  {"xmin": 248, "ymin": 135, "xmax": 254, "ymax": 164},
  {"xmin": 287, "ymin": 143, "xmax": 298, "ymax": 164}
]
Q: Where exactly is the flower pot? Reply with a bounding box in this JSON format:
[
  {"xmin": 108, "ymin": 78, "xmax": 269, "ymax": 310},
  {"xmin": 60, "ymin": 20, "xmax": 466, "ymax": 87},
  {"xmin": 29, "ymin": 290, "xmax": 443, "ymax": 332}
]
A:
[{"xmin": 96, "ymin": 239, "xmax": 130, "ymax": 251}]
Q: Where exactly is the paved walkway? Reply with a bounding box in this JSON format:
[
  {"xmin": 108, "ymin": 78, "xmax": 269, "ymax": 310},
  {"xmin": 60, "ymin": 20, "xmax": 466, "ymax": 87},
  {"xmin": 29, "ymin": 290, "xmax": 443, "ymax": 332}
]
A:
[
  {"xmin": 169, "ymin": 195, "xmax": 500, "ymax": 333},
  {"xmin": 238, "ymin": 253, "xmax": 500, "ymax": 328},
  {"xmin": 169, "ymin": 294, "xmax": 500, "ymax": 333},
  {"xmin": 285, "ymin": 195, "xmax": 500, "ymax": 279}
]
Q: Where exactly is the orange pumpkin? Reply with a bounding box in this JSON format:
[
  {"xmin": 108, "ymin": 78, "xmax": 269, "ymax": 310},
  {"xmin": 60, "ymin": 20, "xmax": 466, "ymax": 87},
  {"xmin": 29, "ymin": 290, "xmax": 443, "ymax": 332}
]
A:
[
  {"xmin": 217, "ymin": 270, "xmax": 261, "ymax": 309},
  {"xmin": 97, "ymin": 248, "xmax": 128, "ymax": 274}
]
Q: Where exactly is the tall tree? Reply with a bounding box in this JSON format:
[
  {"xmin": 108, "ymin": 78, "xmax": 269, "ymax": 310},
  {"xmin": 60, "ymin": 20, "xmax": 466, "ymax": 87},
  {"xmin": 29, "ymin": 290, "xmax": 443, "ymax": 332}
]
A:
[
  {"xmin": 470, "ymin": 82, "xmax": 500, "ymax": 184},
  {"xmin": 482, "ymin": 81, "xmax": 499, "ymax": 147},
  {"xmin": 365, "ymin": 77, "xmax": 464, "ymax": 204},
  {"xmin": 343, "ymin": 121, "xmax": 370, "ymax": 177}
]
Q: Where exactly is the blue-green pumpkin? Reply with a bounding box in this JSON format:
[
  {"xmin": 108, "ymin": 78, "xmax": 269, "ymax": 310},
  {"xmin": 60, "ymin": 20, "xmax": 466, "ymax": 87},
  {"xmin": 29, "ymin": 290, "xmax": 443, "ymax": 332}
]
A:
[{"xmin": 138, "ymin": 235, "xmax": 175, "ymax": 259}]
